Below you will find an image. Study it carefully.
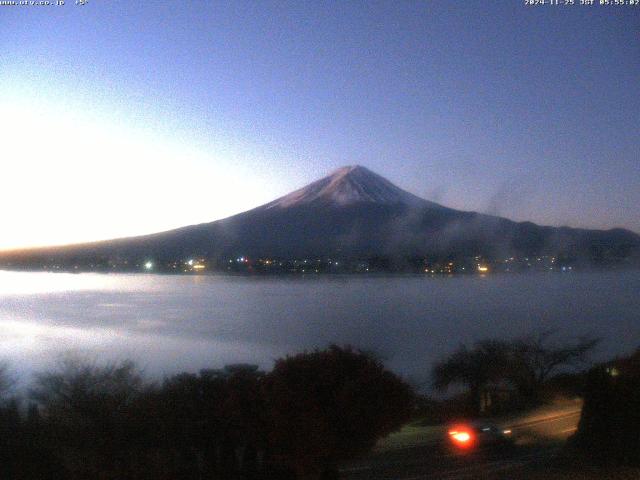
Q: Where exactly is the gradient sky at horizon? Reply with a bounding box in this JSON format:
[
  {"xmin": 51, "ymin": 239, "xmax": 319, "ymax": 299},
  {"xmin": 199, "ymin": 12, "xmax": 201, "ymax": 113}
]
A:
[{"xmin": 1, "ymin": 0, "xmax": 638, "ymax": 250}]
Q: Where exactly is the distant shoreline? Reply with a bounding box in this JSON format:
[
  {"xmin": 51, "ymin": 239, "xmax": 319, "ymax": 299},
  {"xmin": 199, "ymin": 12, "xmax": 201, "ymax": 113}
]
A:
[{"xmin": 1, "ymin": 265, "xmax": 638, "ymax": 277}]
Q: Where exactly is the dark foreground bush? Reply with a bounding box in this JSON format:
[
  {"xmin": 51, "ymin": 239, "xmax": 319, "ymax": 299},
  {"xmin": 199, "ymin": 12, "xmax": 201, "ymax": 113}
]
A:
[
  {"xmin": 264, "ymin": 345, "xmax": 415, "ymax": 479},
  {"xmin": 573, "ymin": 348, "xmax": 640, "ymax": 466}
]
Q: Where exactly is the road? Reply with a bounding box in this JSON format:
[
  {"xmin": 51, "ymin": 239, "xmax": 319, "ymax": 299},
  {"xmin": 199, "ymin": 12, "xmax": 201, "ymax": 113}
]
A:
[{"xmin": 340, "ymin": 407, "xmax": 582, "ymax": 480}]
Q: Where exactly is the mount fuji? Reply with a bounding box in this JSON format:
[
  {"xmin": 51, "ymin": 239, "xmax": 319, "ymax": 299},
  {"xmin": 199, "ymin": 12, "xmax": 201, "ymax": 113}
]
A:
[{"xmin": 1, "ymin": 166, "xmax": 639, "ymax": 269}]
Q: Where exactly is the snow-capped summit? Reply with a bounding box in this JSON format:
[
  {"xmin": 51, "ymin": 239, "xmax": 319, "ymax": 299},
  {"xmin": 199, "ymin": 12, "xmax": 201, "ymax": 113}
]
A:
[{"xmin": 265, "ymin": 165, "xmax": 439, "ymax": 209}]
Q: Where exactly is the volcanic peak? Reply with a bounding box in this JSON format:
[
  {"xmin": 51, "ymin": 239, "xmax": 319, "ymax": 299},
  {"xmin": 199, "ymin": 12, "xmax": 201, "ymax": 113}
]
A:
[{"xmin": 265, "ymin": 165, "xmax": 436, "ymax": 209}]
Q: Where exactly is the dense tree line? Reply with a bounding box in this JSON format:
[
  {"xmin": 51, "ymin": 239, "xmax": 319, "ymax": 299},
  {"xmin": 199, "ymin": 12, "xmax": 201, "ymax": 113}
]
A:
[{"xmin": 0, "ymin": 346, "xmax": 414, "ymax": 480}]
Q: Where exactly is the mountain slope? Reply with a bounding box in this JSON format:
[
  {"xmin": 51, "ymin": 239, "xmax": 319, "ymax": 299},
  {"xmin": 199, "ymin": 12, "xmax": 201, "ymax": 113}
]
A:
[{"xmin": 1, "ymin": 166, "xmax": 639, "ymax": 269}]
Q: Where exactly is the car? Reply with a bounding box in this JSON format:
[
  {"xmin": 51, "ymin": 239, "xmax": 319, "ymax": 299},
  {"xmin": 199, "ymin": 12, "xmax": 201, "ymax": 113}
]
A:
[{"xmin": 446, "ymin": 421, "xmax": 514, "ymax": 453}]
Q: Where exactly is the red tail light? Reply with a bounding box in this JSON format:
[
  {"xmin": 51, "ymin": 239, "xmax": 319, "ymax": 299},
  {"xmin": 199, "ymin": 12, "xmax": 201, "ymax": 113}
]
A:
[{"xmin": 448, "ymin": 427, "xmax": 474, "ymax": 448}]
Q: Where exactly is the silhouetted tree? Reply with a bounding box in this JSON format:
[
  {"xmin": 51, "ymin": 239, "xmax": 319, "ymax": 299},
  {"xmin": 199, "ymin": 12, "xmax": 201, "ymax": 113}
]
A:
[
  {"xmin": 146, "ymin": 366, "xmax": 267, "ymax": 479},
  {"xmin": 0, "ymin": 361, "xmax": 68, "ymax": 480},
  {"xmin": 509, "ymin": 331, "xmax": 599, "ymax": 404},
  {"xmin": 433, "ymin": 333, "xmax": 599, "ymax": 414},
  {"xmin": 432, "ymin": 340, "xmax": 511, "ymax": 415},
  {"xmin": 264, "ymin": 345, "xmax": 414, "ymax": 480},
  {"xmin": 30, "ymin": 358, "xmax": 146, "ymax": 479},
  {"xmin": 0, "ymin": 361, "xmax": 13, "ymax": 401}
]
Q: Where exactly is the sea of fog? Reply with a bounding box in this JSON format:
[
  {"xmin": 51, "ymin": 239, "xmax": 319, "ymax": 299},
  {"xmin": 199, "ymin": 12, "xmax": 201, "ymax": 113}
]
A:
[{"xmin": 0, "ymin": 270, "xmax": 638, "ymax": 388}]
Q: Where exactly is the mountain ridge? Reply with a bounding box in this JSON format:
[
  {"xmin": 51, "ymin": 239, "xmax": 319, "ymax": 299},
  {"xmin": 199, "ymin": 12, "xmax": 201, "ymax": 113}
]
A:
[{"xmin": 0, "ymin": 166, "xmax": 638, "ymax": 270}]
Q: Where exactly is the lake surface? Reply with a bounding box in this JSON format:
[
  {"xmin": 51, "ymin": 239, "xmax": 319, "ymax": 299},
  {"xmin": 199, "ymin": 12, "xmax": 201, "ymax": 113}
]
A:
[{"xmin": 0, "ymin": 270, "xmax": 639, "ymax": 387}]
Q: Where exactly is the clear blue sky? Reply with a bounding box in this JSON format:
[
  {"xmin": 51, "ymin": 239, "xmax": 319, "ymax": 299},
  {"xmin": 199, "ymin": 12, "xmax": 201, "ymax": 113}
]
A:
[{"xmin": 1, "ymin": 0, "xmax": 638, "ymax": 249}]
